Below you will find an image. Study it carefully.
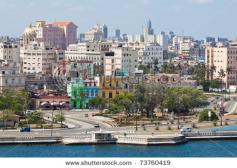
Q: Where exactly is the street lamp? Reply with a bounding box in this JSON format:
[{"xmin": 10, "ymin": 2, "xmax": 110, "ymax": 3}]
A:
[
  {"xmin": 219, "ymin": 106, "xmax": 224, "ymax": 126},
  {"xmin": 208, "ymin": 111, "xmax": 212, "ymax": 122},
  {"xmin": 50, "ymin": 101, "xmax": 57, "ymax": 136},
  {"xmin": 59, "ymin": 102, "xmax": 65, "ymax": 128}
]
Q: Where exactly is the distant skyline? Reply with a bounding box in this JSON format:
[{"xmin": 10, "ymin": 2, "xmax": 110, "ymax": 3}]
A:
[{"xmin": 0, "ymin": 0, "xmax": 236, "ymax": 40}]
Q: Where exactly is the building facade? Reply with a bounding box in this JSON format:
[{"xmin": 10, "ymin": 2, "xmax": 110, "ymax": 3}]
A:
[
  {"xmin": 104, "ymin": 45, "xmax": 139, "ymax": 76},
  {"xmin": 20, "ymin": 42, "xmax": 57, "ymax": 75},
  {"xmin": 0, "ymin": 42, "xmax": 20, "ymax": 64},
  {"xmin": 99, "ymin": 76, "xmax": 129, "ymax": 99},
  {"xmin": 0, "ymin": 62, "xmax": 25, "ymax": 92},
  {"xmin": 205, "ymin": 45, "xmax": 237, "ymax": 86},
  {"xmin": 22, "ymin": 21, "xmax": 77, "ymax": 50},
  {"xmin": 65, "ymin": 42, "xmax": 103, "ymax": 65},
  {"xmin": 85, "ymin": 24, "xmax": 104, "ymax": 42},
  {"xmin": 67, "ymin": 78, "xmax": 99, "ymax": 109}
]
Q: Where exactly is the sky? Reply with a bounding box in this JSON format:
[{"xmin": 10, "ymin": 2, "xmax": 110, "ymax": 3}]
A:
[{"xmin": 0, "ymin": 0, "xmax": 236, "ymax": 40}]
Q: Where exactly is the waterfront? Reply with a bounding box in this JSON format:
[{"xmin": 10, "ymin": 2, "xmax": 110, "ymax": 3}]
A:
[{"xmin": 0, "ymin": 140, "xmax": 237, "ymax": 157}]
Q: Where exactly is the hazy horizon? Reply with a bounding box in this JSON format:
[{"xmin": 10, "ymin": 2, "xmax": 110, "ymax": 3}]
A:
[{"xmin": 0, "ymin": 0, "xmax": 236, "ymax": 40}]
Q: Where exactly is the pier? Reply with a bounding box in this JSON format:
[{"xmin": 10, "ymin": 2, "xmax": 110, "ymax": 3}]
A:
[
  {"xmin": 0, "ymin": 136, "xmax": 61, "ymax": 144},
  {"xmin": 183, "ymin": 131, "xmax": 237, "ymax": 140},
  {"xmin": 116, "ymin": 134, "xmax": 187, "ymax": 145},
  {"xmin": 0, "ymin": 130, "xmax": 237, "ymax": 145}
]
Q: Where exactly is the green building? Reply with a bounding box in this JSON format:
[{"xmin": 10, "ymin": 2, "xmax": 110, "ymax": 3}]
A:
[
  {"xmin": 67, "ymin": 78, "xmax": 100, "ymax": 109},
  {"xmin": 67, "ymin": 78, "xmax": 87, "ymax": 109}
]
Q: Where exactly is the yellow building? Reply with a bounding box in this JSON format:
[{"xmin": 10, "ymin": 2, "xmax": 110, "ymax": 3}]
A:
[{"xmin": 99, "ymin": 76, "xmax": 129, "ymax": 99}]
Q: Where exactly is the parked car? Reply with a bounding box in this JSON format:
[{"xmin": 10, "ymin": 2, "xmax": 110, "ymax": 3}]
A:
[
  {"xmin": 94, "ymin": 124, "xmax": 100, "ymax": 128},
  {"xmin": 20, "ymin": 127, "xmax": 31, "ymax": 132},
  {"xmin": 180, "ymin": 127, "xmax": 192, "ymax": 133},
  {"xmin": 25, "ymin": 110, "xmax": 34, "ymax": 115}
]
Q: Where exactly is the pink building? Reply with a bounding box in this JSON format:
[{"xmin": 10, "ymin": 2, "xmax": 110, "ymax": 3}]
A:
[
  {"xmin": 205, "ymin": 45, "xmax": 237, "ymax": 86},
  {"xmin": 22, "ymin": 21, "xmax": 78, "ymax": 50}
]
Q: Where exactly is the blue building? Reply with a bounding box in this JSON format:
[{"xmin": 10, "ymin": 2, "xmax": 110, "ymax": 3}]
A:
[
  {"xmin": 67, "ymin": 77, "xmax": 99, "ymax": 109},
  {"xmin": 84, "ymin": 78, "xmax": 100, "ymax": 108}
]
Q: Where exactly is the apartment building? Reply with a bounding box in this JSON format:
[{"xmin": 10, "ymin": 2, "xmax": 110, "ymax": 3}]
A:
[
  {"xmin": 130, "ymin": 43, "xmax": 163, "ymax": 67},
  {"xmin": 205, "ymin": 45, "xmax": 237, "ymax": 86},
  {"xmin": 0, "ymin": 42, "xmax": 20, "ymax": 64},
  {"xmin": 65, "ymin": 42, "xmax": 103, "ymax": 65},
  {"xmin": 104, "ymin": 45, "xmax": 139, "ymax": 76},
  {"xmin": 85, "ymin": 24, "xmax": 104, "ymax": 42},
  {"xmin": 20, "ymin": 42, "xmax": 57, "ymax": 75},
  {"xmin": 22, "ymin": 21, "xmax": 77, "ymax": 50},
  {"xmin": 0, "ymin": 62, "xmax": 25, "ymax": 92}
]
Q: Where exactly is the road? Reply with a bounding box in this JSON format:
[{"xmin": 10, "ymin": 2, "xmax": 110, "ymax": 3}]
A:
[{"xmin": 0, "ymin": 109, "xmax": 135, "ymax": 138}]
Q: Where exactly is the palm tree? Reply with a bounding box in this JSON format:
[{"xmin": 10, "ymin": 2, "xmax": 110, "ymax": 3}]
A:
[
  {"xmin": 218, "ymin": 69, "xmax": 226, "ymax": 87},
  {"xmin": 209, "ymin": 65, "xmax": 216, "ymax": 81}
]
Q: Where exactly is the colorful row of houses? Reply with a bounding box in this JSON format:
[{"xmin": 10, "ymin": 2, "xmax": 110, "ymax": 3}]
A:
[{"xmin": 65, "ymin": 73, "xmax": 197, "ymax": 109}]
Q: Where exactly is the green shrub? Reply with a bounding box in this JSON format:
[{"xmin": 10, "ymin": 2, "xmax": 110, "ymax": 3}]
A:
[
  {"xmin": 191, "ymin": 123, "xmax": 197, "ymax": 128},
  {"xmin": 199, "ymin": 109, "xmax": 218, "ymax": 122},
  {"xmin": 213, "ymin": 121, "xmax": 217, "ymax": 126}
]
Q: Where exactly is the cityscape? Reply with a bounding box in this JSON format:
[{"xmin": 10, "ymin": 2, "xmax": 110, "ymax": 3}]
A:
[{"xmin": 1, "ymin": 0, "xmax": 237, "ymax": 158}]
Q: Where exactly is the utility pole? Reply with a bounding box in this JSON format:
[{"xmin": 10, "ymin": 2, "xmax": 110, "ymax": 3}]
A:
[{"xmin": 219, "ymin": 101, "xmax": 224, "ymax": 126}]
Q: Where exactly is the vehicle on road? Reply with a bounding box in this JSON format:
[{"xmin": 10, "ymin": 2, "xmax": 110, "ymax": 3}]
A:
[
  {"xmin": 20, "ymin": 127, "xmax": 31, "ymax": 132},
  {"xmin": 94, "ymin": 124, "xmax": 100, "ymax": 128},
  {"xmin": 180, "ymin": 127, "xmax": 192, "ymax": 133}
]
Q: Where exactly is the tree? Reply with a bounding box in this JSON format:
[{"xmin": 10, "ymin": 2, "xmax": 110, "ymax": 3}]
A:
[
  {"xmin": 153, "ymin": 59, "xmax": 160, "ymax": 73},
  {"xmin": 133, "ymin": 84, "xmax": 165, "ymax": 118},
  {"xmin": 193, "ymin": 64, "xmax": 206, "ymax": 85},
  {"xmin": 138, "ymin": 65, "xmax": 150, "ymax": 74},
  {"xmin": 89, "ymin": 96, "xmax": 107, "ymax": 113},
  {"xmin": 209, "ymin": 65, "xmax": 216, "ymax": 81},
  {"xmin": 163, "ymin": 87, "xmax": 205, "ymax": 113},
  {"xmin": 27, "ymin": 111, "xmax": 43, "ymax": 124},
  {"xmin": 109, "ymin": 92, "xmax": 135, "ymax": 114},
  {"xmin": 160, "ymin": 63, "xmax": 180, "ymax": 74},
  {"xmin": 143, "ymin": 85, "xmax": 165, "ymax": 118},
  {"xmin": 199, "ymin": 109, "xmax": 218, "ymax": 122},
  {"xmin": 0, "ymin": 89, "xmax": 30, "ymax": 116},
  {"xmin": 218, "ymin": 68, "xmax": 226, "ymax": 89},
  {"xmin": 134, "ymin": 84, "xmax": 146, "ymax": 116},
  {"xmin": 79, "ymin": 90, "xmax": 86, "ymax": 109},
  {"xmin": 53, "ymin": 113, "xmax": 65, "ymax": 127}
]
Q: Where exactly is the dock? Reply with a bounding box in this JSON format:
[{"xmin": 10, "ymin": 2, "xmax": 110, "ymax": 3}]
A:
[
  {"xmin": 116, "ymin": 134, "xmax": 187, "ymax": 145},
  {"xmin": 183, "ymin": 131, "xmax": 237, "ymax": 140},
  {"xmin": 62, "ymin": 132, "xmax": 117, "ymax": 145},
  {"xmin": 0, "ymin": 136, "xmax": 61, "ymax": 144},
  {"xmin": 0, "ymin": 130, "xmax": 237, "ymax": 145}
]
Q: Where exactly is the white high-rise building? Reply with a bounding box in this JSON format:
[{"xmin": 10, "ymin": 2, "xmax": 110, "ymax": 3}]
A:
[
  {"xmin": 0, "ymin": 62, "xmax": 25, "ymax": 92},
  {"xmin": 129, "ymin": 43, "xmax": 163, "ymax": 67},
  {"xmin": 104, "ymin": 45, "xmax": 139, "ymax": 76},
  {"xmin": 20, "ymin": 42, "xmax": 57, "ymax": 75},
  {"xmin": 85, "ymin": 24, "xmax": 104, "ymax": 42},
  {"xmin": 156, "ymin": 33, "xmax": 169, "ymax": 50},
  {"xmin": 0, "ymin": 42, "xmax": 20, "ymax": 64},
  {"xmin": 172, "ymin": 36, "xmax": 194, "ymax": 55},
  {"xmin": 65, "ymin": 42, "xmax": 105, "ymax": 65}
]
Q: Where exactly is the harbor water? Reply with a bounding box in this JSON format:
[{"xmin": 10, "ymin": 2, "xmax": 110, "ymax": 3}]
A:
[{"xmin": 0, "ymin": 140, "xmax": 237, "ymax": 157}]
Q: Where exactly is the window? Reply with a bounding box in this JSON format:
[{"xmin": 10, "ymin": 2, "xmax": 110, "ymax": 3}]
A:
[{"xmin": 109, "ymin": 92, "xmax": 113, "ymax": 98}]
